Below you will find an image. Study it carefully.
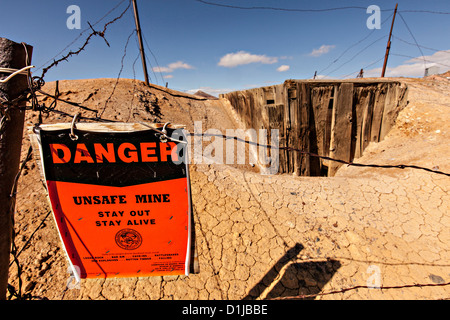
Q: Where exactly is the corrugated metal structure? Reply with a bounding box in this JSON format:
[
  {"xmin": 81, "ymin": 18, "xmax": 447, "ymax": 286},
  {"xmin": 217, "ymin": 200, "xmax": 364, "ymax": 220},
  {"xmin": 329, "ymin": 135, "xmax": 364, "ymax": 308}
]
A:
[{"xmin": 221, "ymin": 79, "xmax": 408, "ymax": 177}]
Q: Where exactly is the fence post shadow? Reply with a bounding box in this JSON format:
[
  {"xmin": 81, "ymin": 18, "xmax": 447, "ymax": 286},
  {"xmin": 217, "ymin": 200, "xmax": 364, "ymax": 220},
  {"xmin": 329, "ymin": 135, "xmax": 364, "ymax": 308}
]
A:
[{"xmin": 243, "ymin": 243, "xmax": 341, "ymax": 300}]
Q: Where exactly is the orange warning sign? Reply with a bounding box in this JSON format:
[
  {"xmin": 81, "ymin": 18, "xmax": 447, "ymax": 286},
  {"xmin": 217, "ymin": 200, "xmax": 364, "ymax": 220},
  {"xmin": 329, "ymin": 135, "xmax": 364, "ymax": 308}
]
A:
[{"xmin": 35, "ymin": 124, "xmax": 192, "ymax": 279}]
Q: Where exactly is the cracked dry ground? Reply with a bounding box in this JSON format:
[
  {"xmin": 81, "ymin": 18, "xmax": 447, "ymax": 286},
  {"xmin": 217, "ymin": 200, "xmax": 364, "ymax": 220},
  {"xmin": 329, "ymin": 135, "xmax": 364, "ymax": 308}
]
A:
[{"xmin": 8, "ymin": 77, "xmax": 450, "ymax": 300}]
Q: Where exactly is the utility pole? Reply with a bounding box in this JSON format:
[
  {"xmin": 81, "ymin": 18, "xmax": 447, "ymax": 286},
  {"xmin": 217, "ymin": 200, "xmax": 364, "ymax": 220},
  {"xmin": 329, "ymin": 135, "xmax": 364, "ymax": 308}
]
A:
[
  {"xmin": 0, "ymin": 38, "xmax": 33, "ymax": 300},
  {"xmin": 381, "ymin": 3, "xmax": 398, "ymax": 77},
  {"xmin": 132, "ymin": 0, "xmax": 150, "ymax": 86}
]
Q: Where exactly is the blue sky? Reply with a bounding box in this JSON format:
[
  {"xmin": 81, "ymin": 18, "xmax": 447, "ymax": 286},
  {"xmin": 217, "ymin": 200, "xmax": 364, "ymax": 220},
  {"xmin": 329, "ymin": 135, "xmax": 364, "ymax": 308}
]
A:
[{"xmin": 1, "ymin": 0, "xmax": 449, "ymax": 96}]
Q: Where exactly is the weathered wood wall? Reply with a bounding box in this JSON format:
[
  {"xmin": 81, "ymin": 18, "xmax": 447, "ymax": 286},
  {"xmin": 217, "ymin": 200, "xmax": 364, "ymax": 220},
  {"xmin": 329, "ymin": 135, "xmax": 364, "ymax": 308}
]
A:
[{"xmin": 221, "ymin": 79, "xmax": 408, "ymax": 176}]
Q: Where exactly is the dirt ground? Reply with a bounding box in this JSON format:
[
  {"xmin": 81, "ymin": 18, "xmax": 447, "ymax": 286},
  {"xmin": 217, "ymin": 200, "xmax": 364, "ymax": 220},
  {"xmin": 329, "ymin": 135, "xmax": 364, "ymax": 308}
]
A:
[{"xmin": 7, "ymin": 74, "xmax": 449, "ymax": 300}]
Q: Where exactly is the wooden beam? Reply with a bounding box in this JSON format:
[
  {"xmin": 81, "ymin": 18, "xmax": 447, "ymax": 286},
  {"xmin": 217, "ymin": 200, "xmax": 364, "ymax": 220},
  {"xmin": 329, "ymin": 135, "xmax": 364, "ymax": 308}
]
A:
[
  {"xmin": 328, "ymin": 83, "xmax": 354, "ymax": 177},
  {"xmin": 298, "ymin": 83, "xmax": 311, "ymax": 176},
  {"xmin": 371, "ymin": 83, "xmax": 388, "ymax": 142}
]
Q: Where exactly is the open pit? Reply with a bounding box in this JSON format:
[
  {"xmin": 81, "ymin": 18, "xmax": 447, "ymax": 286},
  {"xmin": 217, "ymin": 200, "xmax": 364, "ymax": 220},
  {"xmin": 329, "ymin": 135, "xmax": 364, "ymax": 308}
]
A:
[{"xmin": 222, "ymin": 79, "xmax": 408, "ymax": 176}]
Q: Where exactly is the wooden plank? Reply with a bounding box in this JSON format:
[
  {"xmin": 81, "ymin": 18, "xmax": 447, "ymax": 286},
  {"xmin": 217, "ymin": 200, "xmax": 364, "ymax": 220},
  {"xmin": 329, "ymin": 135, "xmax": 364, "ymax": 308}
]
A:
[
  {"xmin": 310, "ymin": 86, "xmax": 333, "ymax": 176},
  {"xmin": 323, "ymin": 87, "xmax": 335, "ymax": 157},
  {"xmin": 266, "ymin": 103, "xmax": 285, "ymax": 174},
  {"xmin": 361, "ymin": 89, "xmax": 374, "ymax": 154},
  {"xmin": 282, "ymin": 83, "xmax": 294, "ymax": 173},
  {"xmin": 287, "ymin": 82, "xmax": 298, "ymax": 174},
  {"xmin": 328, "ymin": 83, "xmax": 354, "ymax": 177},
  {"xmin": 352, "ymin": 86, "xmax": 371, "ymax": 160},
  {"xmin": 298, "ymin": 83, "xmax": 311, "ymax": 176},
  {"xmin": 371, "ymin": 83, "xmax": 387, "ymax": 142},
  {"xmin": 380, "ymin": 83, "xmax": 401, "ymax": 140}
]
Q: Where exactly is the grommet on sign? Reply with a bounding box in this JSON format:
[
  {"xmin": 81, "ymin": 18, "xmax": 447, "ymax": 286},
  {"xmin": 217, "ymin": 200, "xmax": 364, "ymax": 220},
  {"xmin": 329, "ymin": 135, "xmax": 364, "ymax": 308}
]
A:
[
  {"xmin": 69, "ymin": 112, "xmax": 81, "ymax": 141},
  {"xmin": 159, "ymin": 122, "xmax": 171, "ymax": 143},
  {"xmin": 138, "ymin": 121, "xmax": 188, "ymax": 145}
]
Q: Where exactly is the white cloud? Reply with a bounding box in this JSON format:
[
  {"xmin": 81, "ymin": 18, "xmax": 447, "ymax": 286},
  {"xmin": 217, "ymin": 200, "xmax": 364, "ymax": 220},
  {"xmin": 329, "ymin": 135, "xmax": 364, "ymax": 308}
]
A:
[
  {"xmin": 218, "ymin": 51, "xmax": 278, "ymax": 68},
  {"xmin": 152, "ymin": 66, "xmax": 170, "ymax": 73},
  {"xmin": 364, "ymin": 50, "xmax": 450, "ymax": 78},
  {"xmin": 153, "ymin": 61, "xmax": 194, "ymax": 73},
  {"xmin": 168, "ymin": 61, "xmax": 194, "ymax": 70},
  {"xmin": 277, "ymin": 65, "xmax": 290, "ymax": 72},
  {"xmin": 163, "ymin": 74, "xmax": 173, "ymax": 79},
  {"xmin": 309, "ymin": 45, "xmax": 336, "ymax": 57}
]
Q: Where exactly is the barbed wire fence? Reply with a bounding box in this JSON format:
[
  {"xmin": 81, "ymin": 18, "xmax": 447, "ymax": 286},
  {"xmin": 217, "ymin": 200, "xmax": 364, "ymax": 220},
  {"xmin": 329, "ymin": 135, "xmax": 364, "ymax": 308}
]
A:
[{"xmin": 2, "ymin": 0, "xmax": 450, "ymax": 300}]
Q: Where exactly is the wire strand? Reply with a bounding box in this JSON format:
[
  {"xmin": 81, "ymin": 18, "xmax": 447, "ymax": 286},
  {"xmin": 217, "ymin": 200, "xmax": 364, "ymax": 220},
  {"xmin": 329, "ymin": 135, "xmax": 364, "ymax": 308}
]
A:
[
  {"xmin": 0, "ymin": 66, "xmax": 35, "ymax": 83},
  {"xmin": 397, "ymin": 12, "xmax": 427, "ymax": 69},
  {"xmin": 392, "ymin": 35, "xmax": 450, "ymax": 53},
  {"xmin": 391, "ymin": 53, "xmax": 450, "ymax": 69},
  {"xmin": 325, "ymin": 34, "xmax": 387, "ymax": 77},
  {"xmin": 195, "ymin": 0, "xmax": 393, "ymax": 12},
  {"xmin": 317, "ymin": 12, "xmax": 394, "ymax": 76}
]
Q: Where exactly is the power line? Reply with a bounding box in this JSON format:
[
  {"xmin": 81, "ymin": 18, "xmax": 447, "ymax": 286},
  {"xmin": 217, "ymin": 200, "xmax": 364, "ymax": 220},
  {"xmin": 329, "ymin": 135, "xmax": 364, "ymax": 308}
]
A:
[
  {"xmin": 324, "ymin": 34, "xmax": 387, "ymax": 77},
  {"xmin": 392, "ymin": 36, "xmax": 450, "ymax": 54},
  {"xmin": 195, "ymin": 0, "xmax": 393, "ymax": 12},
  {"xmin": 317, "ymin": 12, "xmax": 394, "ymax": 76},
  {"xmin": 340, "ymin": 57, "xmax": 385, "ymax": 79},
  {"xmin": 142, "ymin": 33, "xmax": 166, "ymax": 86},
  {"xmin": 195, "ymin": 0, "xmax": 450, "ymax": 15},
  {"xmin": 400, "ymin": 9, "xmax": 450, "ymax": 15},
  {"xmin": 390, "ymin": 53, "xmax": 450, "ymax": 69},
  {"xmin": 397, "ymin": 12, "xmax": 427, "ymax": 69}
]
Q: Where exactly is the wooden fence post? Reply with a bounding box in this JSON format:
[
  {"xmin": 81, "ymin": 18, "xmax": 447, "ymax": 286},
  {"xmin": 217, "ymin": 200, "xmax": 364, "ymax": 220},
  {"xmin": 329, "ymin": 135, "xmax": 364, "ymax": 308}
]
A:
[{"xmin": 0, "ymin": 38, "xmax": 33, "ymax": 300}]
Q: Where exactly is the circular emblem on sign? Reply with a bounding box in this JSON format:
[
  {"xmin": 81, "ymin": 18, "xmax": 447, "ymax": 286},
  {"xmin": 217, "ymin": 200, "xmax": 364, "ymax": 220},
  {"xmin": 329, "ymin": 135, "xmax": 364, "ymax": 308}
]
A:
[{"xmin": 115, "ymin": 229, "xmax": 142, "ymax": 250}]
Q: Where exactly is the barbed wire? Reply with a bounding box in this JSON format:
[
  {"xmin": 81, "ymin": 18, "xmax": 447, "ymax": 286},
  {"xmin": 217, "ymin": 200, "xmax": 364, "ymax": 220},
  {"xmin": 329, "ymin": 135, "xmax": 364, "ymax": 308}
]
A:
[
  {"xmin": 271, "ymin": 280, "xmax": 450, "ymax": 300},
  {"xmin": 4, "ymin": 1, "xmax": 134, "ymax": 299},
  {"xmin": 97, "ymin": 28, "xmax": 137, "ymax": 119},
  {"xmin": 35, "ymin": 0, "xmax": 130, "ymax": 73},
  {"xmin": 39, "ymin": 0, "xmax": 132, "ymax": 80},
  {"xmin": 4, "ymin": 0, "xmax": 450, "ymax": 301},
  {"xmin": 185, "ymin": 133, "xmax": 450, "ymax": 177}
]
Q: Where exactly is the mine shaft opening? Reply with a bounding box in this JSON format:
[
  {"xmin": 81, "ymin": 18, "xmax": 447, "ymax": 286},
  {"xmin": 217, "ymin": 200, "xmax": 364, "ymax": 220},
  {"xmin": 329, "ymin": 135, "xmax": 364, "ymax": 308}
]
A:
[{"xmin": 221, "ymin": 79, "xmax": 408, "ymax": 177}]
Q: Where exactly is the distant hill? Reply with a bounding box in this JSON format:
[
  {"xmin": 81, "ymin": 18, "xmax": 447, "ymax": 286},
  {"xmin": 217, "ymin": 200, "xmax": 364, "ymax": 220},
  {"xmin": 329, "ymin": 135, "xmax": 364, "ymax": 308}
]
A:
[{"xmin": 193, "ymin": 90, "xmax": 218, "ymax": 100}]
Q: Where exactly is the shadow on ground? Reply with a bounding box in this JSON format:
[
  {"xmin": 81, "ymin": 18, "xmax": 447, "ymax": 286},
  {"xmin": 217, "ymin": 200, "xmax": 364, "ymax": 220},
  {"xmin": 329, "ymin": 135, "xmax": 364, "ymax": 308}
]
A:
[{"xmin": 244, "ymin": 243, "xmax": 341, "ymax": 300}]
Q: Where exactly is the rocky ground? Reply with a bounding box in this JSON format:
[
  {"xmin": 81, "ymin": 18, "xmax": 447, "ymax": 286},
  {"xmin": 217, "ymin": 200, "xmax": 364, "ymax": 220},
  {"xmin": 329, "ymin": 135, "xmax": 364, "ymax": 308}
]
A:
[{"xmin": 7, "ymin": 75, "xmax": 450, "ymax": 300}]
